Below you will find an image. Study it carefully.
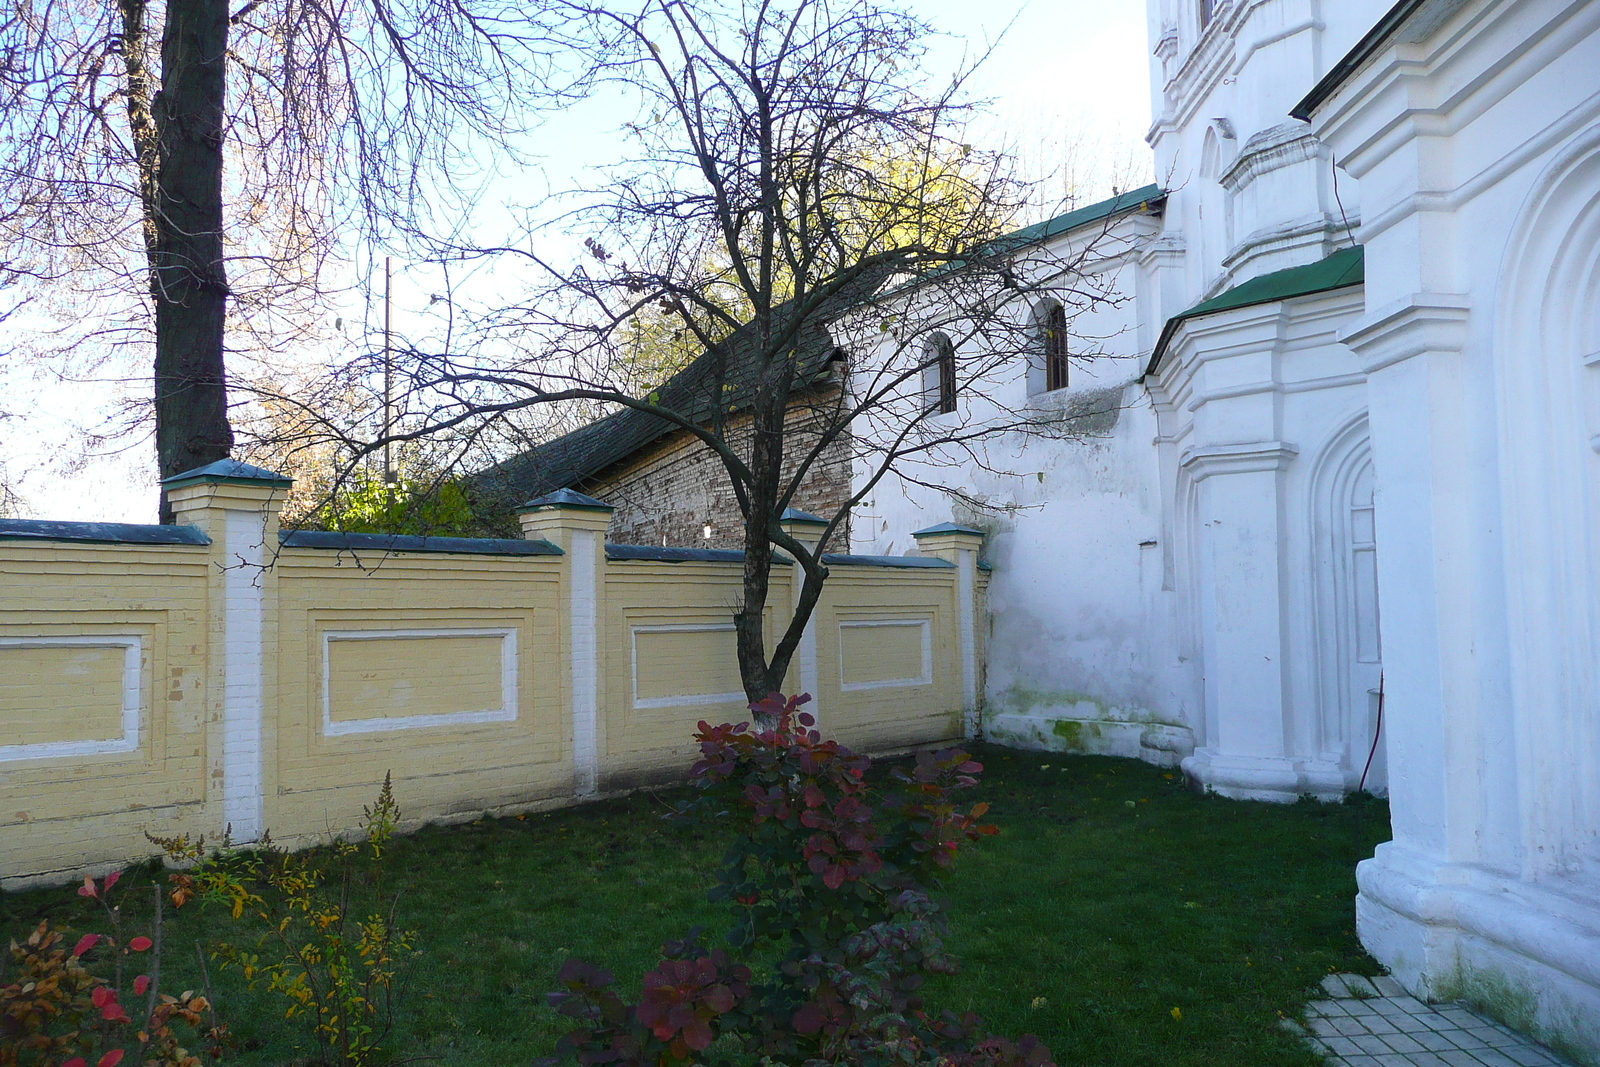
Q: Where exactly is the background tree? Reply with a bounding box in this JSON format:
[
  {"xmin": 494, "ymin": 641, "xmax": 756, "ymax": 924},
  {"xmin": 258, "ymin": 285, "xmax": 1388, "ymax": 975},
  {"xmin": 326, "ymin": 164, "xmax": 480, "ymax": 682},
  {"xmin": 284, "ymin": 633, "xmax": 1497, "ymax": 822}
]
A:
[
  {"xmin": 276, "ymin": 0, "xmax": 1139, "ymax": 701},
  {"xmin": 0, "ymin": 0, "xmax": 578, "ymax": 518}
]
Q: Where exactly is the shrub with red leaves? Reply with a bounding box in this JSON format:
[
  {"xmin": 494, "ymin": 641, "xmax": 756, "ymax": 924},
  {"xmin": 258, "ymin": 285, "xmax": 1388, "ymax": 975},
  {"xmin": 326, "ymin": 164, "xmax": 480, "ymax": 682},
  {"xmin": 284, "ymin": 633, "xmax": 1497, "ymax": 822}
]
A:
[
  {"xmin": 2, "ymin": 872, "xmax": 227, "ymax": 1067},
  {"xmin": 542, "ymin": 693, "xmax": 1052, "ymax": 1067}
]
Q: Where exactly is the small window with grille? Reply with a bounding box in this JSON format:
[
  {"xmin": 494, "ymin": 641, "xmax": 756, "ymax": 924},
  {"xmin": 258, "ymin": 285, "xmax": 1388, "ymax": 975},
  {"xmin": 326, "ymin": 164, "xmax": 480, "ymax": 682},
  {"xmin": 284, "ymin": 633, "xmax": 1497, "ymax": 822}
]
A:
[
  {"xmin": 1043, "ymin": 301, "xmax": 1068, "ymax": 392},
  {"xmin": 923, "ymin": 333, "xmax": 957, "ymax": 415}
]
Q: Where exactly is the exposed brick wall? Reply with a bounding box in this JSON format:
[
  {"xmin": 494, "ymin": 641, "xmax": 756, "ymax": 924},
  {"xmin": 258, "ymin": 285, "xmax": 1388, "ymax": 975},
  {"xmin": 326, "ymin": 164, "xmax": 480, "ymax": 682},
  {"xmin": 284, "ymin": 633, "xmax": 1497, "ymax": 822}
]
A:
[{"xmin": 583, "ymin": 386, "xmax": 853, "ymax": 550}]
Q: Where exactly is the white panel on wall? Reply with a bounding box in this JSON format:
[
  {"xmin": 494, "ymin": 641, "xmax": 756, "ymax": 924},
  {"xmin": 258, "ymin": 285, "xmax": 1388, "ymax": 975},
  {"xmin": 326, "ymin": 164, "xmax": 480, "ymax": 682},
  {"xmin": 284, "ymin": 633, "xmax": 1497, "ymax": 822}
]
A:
[
  {"xmin": 0, "ymin": 636, "xmax": 141, "ymax": 762},
  {"xmin": 320, "ymin": 628, "xmax": 519, "ymax": 736}
]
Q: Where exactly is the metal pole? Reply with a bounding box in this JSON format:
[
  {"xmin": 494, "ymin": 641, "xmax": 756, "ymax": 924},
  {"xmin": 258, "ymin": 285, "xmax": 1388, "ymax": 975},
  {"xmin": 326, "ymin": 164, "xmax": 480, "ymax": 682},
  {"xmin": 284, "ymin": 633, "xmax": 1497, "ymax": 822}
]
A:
[{"xmin": 383, "ymin": 257, "xmax": 395, "ymax": 494}]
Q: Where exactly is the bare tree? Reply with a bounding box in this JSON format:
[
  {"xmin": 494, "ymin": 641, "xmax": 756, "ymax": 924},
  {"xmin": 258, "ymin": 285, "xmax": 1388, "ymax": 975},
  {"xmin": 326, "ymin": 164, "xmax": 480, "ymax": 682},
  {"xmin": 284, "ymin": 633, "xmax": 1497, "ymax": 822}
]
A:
[
  {"xmin": 280, "ymin": 0, "xmax": 1145, "ymax": 701},
  {"xmin": 0, "ymin": 0, "xmax": 579, "ymax": 518}
]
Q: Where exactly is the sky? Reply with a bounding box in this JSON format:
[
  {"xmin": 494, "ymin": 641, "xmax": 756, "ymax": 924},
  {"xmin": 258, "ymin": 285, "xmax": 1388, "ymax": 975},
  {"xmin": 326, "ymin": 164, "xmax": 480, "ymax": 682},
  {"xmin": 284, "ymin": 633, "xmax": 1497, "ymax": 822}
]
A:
[{"xmin": 1, "ymin": 0, "xmax": 1153, "ymax": 525}]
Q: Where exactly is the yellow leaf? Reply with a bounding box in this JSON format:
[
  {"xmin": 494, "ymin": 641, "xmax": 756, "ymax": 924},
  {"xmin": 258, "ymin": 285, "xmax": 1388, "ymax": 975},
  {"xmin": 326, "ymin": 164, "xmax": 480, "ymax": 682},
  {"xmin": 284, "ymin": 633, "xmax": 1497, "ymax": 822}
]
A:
[{"xmin": 1171, "ymin": 1007, "xmax": 1183, "ymax": 1021}]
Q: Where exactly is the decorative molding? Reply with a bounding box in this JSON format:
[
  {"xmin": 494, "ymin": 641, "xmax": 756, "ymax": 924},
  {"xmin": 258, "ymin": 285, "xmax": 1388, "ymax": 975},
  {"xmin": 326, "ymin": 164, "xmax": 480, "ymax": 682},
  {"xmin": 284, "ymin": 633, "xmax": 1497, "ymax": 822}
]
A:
[
  {"xmin": 0, "ymin": 636, "xmax": 141, "ymax": 762},
  {"xmin": 1337, "ymin": 293, "xmax": 1471, "ymax": 374},
  {"xmin": 1218, "ymin": 218, "xmax": 1356, "ymax": 284},
  {"xmin": 1179, "ymin": 441, "xmax": 1299, "ymax": 481},
  {"xmin": 629, "ymin": 623, "xmax": 747, "ymax": 710},
  {"xmin": 1159, "ymin": 0, "xmax": 1326, "ymax": 139},
  {"xmin": 1186, "ymin": 379, "xmax": 1278, "ymax": 411},
  {"xmin": 837, "ymin": 619, "xmax": 934, "ymax": 692},
  {"xmin": 321, "ymin": 627, "xmax": 519, "ymax": 736},
  {"xmin": 1137, "ymin": 232, "xmax": 1187, "ymax": 269},
  {"xmin": 1218, "ymin": 123, "xmax": 1325, "ymax": 194},
  {"xmin": 1154, "ymin": 22, "xmax": 1179, "ymax": 61}
]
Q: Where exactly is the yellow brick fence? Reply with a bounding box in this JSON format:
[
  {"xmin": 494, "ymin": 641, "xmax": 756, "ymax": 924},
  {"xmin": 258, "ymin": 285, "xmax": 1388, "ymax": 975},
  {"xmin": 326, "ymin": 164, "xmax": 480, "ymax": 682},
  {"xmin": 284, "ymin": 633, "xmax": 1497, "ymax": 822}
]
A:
[{"xmin": 0, "ymin": 461, "xmax": 986, "ymax": 887}]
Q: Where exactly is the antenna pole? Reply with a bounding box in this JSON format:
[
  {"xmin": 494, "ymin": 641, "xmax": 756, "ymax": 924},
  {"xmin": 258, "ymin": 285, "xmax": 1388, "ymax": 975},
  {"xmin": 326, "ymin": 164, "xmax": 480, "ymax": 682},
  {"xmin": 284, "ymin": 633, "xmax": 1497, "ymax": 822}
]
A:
[{"xmin": 383, "ymin": 256, "xmax": 395, "ymax": 495}]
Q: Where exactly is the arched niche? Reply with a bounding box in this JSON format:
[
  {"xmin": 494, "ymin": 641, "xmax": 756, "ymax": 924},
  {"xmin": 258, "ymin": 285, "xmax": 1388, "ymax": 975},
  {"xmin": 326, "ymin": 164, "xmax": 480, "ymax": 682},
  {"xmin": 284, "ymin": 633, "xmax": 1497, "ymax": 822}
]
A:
[
  {"xmin": 1308, "ymin": 413, "xmax": 1384, "ymax": 793},
  {"xmin": 1492, "ymin": 126, "xmax": 1600, "ymax": 877}
]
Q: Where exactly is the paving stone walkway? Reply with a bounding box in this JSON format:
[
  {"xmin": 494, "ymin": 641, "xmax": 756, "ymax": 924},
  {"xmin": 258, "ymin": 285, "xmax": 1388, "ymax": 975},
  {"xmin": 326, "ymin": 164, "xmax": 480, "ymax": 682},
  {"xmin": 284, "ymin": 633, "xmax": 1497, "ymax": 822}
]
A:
[{"xmin": 1287, "ymin": 973, "xmax": 1575, "ymax": 1067}]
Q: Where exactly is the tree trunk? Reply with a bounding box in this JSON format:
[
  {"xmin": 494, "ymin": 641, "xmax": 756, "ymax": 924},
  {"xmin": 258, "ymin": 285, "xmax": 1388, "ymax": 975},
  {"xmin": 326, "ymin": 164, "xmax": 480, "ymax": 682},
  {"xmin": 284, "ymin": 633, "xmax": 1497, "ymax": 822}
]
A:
[
  {"xmin": 736, "ymin": 362, "xmax": 795, "ymax": 702},
  {"xmin": 152, "ymin": 0, "xmax": 233, "ymax": 522}
]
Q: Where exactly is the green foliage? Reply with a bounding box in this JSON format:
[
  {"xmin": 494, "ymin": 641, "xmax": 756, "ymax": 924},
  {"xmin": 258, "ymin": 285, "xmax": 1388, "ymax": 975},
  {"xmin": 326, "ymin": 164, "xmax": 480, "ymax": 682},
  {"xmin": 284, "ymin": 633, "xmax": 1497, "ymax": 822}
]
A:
[
  {"xmin": 545, "ymin": 694, "xmax": 1046, "ymax": 1067},
  {"xmin": 0, "ymin": 748, "xmax": 1391, "ymax": 1066},
  {"xmin": 150, "ymin": 773, "xmax": 414, "ymax": 1067},
  {"xmin": 315, "ymin": 473, "xmax": 487, "ymax": 537}
]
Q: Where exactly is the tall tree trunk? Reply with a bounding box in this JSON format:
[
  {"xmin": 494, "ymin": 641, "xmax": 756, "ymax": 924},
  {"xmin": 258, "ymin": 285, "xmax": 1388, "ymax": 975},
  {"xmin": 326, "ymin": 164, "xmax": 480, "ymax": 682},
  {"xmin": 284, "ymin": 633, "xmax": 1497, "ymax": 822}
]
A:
[
  {"xmin": 152, "ymin": 0, "xmax": 233, "ymax": 522},
  {"xmin": 736, "ymin": 364, "xmax": 793, "ymax": 702}
]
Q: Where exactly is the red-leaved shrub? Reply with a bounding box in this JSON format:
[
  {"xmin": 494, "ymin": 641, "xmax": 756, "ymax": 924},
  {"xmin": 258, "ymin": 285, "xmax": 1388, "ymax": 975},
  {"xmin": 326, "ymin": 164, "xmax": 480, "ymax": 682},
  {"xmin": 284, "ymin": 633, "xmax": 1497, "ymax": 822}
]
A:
[{"xmin": 544, "ymin": 693, "xmax": 1052, "ymax": 1067}]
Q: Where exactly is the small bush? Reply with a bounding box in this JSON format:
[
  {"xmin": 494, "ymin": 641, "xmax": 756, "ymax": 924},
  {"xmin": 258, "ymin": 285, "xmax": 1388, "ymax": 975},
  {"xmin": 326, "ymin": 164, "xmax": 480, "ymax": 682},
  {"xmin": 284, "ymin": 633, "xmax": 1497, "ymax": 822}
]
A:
[
  {"xmin": 151, "ymin": 773, "xmax": 413, "ymax": 1067},
  {"xmin": 544, "ymin": 693, "xmax": 1053, "ymax": 1067},
  {"xmin": 1, "ymin": 870, "xmax": 226, "ymax": 1067}
]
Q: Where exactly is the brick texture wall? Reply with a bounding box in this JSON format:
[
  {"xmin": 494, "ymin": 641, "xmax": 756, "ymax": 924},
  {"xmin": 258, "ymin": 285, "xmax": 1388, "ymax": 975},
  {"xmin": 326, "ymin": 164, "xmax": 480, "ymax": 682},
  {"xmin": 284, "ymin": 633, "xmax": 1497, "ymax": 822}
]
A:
[{"xmin": 585, "ymin": 386, "xmax": 854, "ymax": 550}]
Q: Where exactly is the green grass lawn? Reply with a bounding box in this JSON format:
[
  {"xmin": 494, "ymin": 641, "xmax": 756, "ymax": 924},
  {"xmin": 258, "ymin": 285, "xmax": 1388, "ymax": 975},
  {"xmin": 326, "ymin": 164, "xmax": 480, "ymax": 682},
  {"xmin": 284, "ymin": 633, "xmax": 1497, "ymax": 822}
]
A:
[{"xmin": 1, "ymin": 747, "xmax": 1390, "ymax": 1066}]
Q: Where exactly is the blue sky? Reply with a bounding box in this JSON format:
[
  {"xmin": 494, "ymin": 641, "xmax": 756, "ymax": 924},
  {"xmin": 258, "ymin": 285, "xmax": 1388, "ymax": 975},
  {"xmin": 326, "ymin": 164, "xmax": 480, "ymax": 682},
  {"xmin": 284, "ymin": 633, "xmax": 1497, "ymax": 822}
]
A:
[{"xmin": 7, "ymin": 0, "xmax": 1152, "ymax": 523}]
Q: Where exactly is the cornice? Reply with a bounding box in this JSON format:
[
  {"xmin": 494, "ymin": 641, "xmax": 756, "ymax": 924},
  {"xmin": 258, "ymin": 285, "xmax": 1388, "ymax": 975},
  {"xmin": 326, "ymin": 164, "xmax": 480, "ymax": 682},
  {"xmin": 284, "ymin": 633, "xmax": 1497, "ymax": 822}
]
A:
[
  {"xmin": 1218, "ymin": 123, "xmax": 1326, "ymax": 193},
  {"xmin": 1337, "ymin": 292, "xmax": 1470, "ymax": 374},
  {"xmin": 1180, "ymin": 440, "xmax": 1300, "ymax": 481},
  {"xmin": 1138, "ymin": 232, "xmax": 1188, "ymax": 268}
]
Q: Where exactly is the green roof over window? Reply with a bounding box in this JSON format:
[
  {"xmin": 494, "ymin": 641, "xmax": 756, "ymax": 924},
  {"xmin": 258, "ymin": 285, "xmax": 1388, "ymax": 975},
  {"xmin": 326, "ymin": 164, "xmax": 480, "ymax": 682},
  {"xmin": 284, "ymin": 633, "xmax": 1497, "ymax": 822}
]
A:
[{"xmin": 1144, "ymin": 245, "xmax": 1364, "ymax": 377}]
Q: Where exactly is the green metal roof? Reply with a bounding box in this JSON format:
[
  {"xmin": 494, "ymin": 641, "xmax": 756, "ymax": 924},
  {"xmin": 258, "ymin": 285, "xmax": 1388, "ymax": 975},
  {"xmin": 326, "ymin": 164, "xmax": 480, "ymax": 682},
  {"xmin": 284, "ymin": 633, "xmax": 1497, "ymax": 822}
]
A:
[
  {"xmin": 1144, "ymin": 246, "xmax": 1364, "ymax": 377},
  {"xmin": 991, "ymin": 184, "xmax": 1166, "ymax": 253}
]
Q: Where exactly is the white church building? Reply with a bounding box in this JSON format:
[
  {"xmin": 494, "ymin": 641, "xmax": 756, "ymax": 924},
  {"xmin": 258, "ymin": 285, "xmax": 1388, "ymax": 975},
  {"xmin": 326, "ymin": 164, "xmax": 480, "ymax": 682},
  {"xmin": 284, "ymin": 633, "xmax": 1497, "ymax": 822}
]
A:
[{"xmin": 856, "ymin": 0, "xmax": 1600, "ymax": 1055}]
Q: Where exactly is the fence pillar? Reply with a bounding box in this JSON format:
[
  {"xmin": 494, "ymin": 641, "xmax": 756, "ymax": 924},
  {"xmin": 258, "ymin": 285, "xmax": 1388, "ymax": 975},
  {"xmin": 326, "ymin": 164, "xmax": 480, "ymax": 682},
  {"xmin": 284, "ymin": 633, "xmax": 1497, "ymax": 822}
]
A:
[
  {"xmin": 162, "ymin": 459, "xmax": 292, "ymax": 843},
  {"xmin": 912, "ymin": 523, "xmax": 985, "ymax": 738},
  {"xmin": 779, "ymin": 508, "xmax": 829, "ymax": 719},
  {"xmin": 519, "ymin": 490, "xmax": 613, "ymax": 797}
]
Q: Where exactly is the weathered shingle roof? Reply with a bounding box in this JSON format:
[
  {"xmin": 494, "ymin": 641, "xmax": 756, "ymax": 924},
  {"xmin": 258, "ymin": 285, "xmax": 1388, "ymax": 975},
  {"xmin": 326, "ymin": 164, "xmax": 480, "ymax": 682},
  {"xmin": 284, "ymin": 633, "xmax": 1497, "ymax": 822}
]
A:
[{"xmin": 476, "ymin": 270, "xmax": 886, "ymax": 503}]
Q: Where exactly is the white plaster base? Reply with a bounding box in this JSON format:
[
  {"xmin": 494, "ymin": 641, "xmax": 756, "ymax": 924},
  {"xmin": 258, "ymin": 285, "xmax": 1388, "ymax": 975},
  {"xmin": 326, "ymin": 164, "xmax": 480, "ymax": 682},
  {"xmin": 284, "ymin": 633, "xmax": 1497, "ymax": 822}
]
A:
[
  {"xmin": 985, "ymin": 712, "xmax": 1195, "ymax": 768},
  {"xmin": 1180, "ymin": 748, "xmax": 1348, "ymax": 803},
  {"xmin": 1356, "ymin": 842, "xmax": 1600, "ymax": 1065}
]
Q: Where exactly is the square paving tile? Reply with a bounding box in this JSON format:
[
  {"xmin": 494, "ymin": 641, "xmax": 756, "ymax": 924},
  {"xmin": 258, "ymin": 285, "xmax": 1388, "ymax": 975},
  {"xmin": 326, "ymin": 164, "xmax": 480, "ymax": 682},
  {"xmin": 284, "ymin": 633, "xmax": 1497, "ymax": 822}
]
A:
[{"xmin": 1296, "ymin": 973, "xmax": 1575, "ymax": 1067}]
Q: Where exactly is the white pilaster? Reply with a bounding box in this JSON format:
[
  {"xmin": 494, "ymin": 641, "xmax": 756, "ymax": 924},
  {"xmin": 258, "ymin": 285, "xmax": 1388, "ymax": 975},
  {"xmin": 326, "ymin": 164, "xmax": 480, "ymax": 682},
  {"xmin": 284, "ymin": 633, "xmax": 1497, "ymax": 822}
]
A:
[
  {"xmin": 956, "ymin": 547, "xmax": 977, "ymax": 737},
  {"xmin": 519, "ymin": 489, "xmax": 613, "ymax": 798},
  {"xmin": 222, "ymin": 509, "xmax": 266, "ymax": 841},
  {"xmin": 162, "ymin": 458, "xmax": 290, "ymax": 845},
  {"xmin": 569, "ymin": 528, "xmax": 600, "ymax": 796},
  {"xmin": 779, "ymin": 509, "xmax": 829, "ymax": 720},
  {"xmin": 912, "ymin": 523, "xmax": 986, "ymax": 739}
]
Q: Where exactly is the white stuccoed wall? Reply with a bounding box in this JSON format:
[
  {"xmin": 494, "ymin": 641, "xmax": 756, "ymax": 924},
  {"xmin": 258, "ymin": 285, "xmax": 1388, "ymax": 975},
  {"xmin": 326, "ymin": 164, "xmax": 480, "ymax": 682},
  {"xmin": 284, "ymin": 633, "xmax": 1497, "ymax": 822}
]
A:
[
  {"xmin": 850, "ymin": 209, "xmax": 1195, "ymax": 765},
  {"xmin": 856, "ymin": 0, "xmax": 1600, "ymax": 1057},
  {"xmin": 1307, "ymin": 0, "xmax": 1600, "ymax": 1056}
]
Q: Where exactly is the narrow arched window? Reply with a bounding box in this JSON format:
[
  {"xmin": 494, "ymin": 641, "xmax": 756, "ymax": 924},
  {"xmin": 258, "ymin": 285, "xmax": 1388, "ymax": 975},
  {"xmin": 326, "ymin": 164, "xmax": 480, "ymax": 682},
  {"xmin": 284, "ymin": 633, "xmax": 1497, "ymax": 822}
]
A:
[
  {"xmin": 1200, "ymin": 0, "xmax": 1216, "ymax": 27},
  {"xmin": 923, "ymin": 333, "xmax": 956, "ymax": 415},
  {"xmin": 1037, "ymin": 300, "xmax": 1068, "ymax": 392}
]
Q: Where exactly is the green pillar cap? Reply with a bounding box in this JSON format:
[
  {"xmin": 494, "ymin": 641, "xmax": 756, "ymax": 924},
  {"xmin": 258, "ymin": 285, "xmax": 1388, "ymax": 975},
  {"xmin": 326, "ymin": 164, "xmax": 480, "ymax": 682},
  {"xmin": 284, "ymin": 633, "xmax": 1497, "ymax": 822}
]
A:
[
  {"xmin": 161, "ymin": 459, "xmax": 293, "ymax": 491},
  {"xmin": 518, "ymin": 488, "xmax": 614, "ymax": 513},
  {"xmin": 912, "ymin": 522, "xmax": 984, "ymax": 537}
]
